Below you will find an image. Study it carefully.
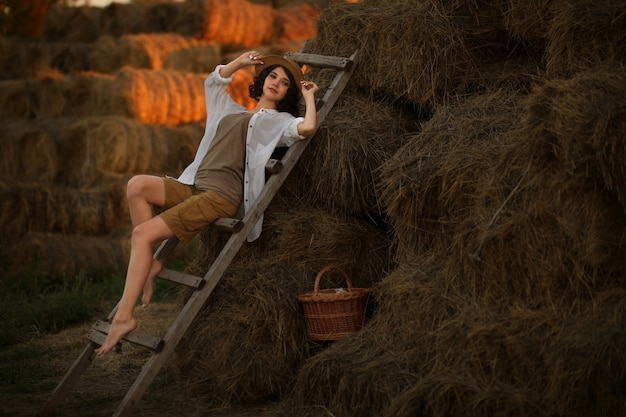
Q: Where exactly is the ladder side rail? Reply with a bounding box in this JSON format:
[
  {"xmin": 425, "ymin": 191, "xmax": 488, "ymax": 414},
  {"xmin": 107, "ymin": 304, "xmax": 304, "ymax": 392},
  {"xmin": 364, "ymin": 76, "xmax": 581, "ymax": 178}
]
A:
[{"xmin": 111, "ymin": 51, "xmax": 359, "ymax": 417}]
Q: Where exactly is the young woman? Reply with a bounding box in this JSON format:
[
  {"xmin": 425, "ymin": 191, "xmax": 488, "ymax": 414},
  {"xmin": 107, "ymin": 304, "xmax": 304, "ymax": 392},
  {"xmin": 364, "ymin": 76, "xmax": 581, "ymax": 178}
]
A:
[{"xmin": 95, "ymin": 51, "xmax": 320, "ymax": 356}]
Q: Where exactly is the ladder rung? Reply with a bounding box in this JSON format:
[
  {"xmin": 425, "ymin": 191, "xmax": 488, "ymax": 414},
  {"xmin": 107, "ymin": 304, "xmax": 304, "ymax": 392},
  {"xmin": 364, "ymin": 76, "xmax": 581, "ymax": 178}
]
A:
[
  {"xmin": 213, "ymin": 217, "xmax": 243, "ymax": 232},
  {"xmin": 265, "ymin": 158, "xmax": 282, "ymax": 174},
  {"xmin": 157, "ymin": 268, "xmax": 204, "ymax": 289},
  {"xmin": 284, "ymin": 51, "xmax": 354, "ymax": 70},
  {"xmin": 90, "ymin": 320, "xmax": 165, "ymax": 352}
]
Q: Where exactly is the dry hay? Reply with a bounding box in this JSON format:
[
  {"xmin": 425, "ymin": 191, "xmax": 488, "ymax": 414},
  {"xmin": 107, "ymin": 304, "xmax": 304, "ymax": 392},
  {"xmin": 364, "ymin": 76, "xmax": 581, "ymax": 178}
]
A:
[
  {"xmin": 0, "ymin": 179, "xmax": 127, "ymax": 237},
  {"xmin": 378, "ymin": 89, "xmax": 525, "ymax": 262},
  {"xmin": 197, "ymin": 0, "xmax": 277, "ymax": 48},
  {"xmin": 306, "ymin": 0, "xmax": 537, "ymax": 106},
  {"xmin": 55, "ymin": 116, "xmax": 202, "ymax": 184},
  {"xmin": 545, "ymin": 0, "xmax": 626, "ymax": 77},
  {"xmin": 503, "ymin": 0, "xmax": 556, "ymax": 48},
  {"xmin": 0, "ymin": 69, "xmax": 208, "ymax": 125},
  {"xmin": 2, "ymin": 227, "xmax": 131, "ymax": 278},
  {"xmin": 39, "ymin": 1, "xmax": 196, "ymax": 42},
  {"xmin": 175, "ymin": 205, "xmax": 390, "ymax": 407},
  {"xmin": 283, "ymin": 260, "xmax": 626, "ymax": 417},
  {"xmin": 0, "ymin": 122, "xmax": 60, "ymax": 183},
  {"xmin": 522, "ymin": 65, "xmax": 626, "ymax": 210},
  {"xmin": 111, "ymin": 68, "xmax": 208, "ymax": 125},
  {"xmin": 276, "ymin": 72, "xmax": 626, "ymax": 415},
  {"xmin": 0, "ymin": 117, "xmax": 203, "ymax": 187},
  {"xmin": 39, "ymin": 4, "xmax": 104, "ymax": 42},
  {"xmin": 90, "ymin": 34, "xmax": 221, "ymax": 74},
  {"xmin": 283, "ymin": 91, "xmax": 414, "ymax": 216}
]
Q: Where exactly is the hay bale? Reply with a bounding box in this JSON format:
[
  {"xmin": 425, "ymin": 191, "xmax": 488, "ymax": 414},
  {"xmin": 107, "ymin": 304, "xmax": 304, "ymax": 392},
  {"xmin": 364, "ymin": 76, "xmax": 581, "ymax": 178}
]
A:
[
  {"xmin": 90, "ymin": 33, "xmax": 221, "ymax": 74},
  {"xmin": 0, "ymin": 179, "xmax": 127, "ymax": 237},
  {"xmin": 196, "ymin": 0, "xmax": 277, "ymax": 48},
  {"xmin": 523, "ymin": 66, "xmax": 626, "ymax": 209},
  {"xmin": 306, "ymin": 0, "xmax": 531, "ymax": 106},
  {"xmin": 0, "ymin": 122, "xmax": 59, "ymax": 182},
  {"xmin": 0, "ymin": 117, "xmax": 202, "ymax": 186},
  {"xmin": 56, "ymin": 116, "xmax": 203, "ymax": 185},
  {"xmin": 111, "ymin": 68, "xmax": 208, "ymax": 125},
  {"xmin": 546, "ymin": 0, "xmax": 626, "ymax": 77},
  {"xmin": 2, "ymin": 228, "xmax": 131, "ymax": 278},
  {"xmin": 283, "ymin": 92, "xmax": 413, "ymax": 216},
  {"xmin": 39, "ymin": 4, "xmax": 104, "ymax": 42},
  {"xmin": 378, "ymin": 89, "xmax": 525, "ymax": 261},
  {"xmin": 176, "ymin": 205, "xmax": 390, "ymax": 407}
]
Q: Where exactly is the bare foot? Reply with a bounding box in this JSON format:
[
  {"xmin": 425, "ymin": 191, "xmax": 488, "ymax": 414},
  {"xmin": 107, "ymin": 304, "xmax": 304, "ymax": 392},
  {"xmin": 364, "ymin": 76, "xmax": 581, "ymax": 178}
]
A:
[
  {"xmin": 141, "ymin": 260, "xmax": 163, "ymax": 308},
  {"xmin": 94, "ymin": 317, "xmax": 137, "ymax": 357}
]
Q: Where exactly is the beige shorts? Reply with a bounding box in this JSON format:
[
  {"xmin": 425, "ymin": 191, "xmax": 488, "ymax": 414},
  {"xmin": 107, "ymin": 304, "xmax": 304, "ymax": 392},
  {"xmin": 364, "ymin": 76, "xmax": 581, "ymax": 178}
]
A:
[{"xmin": 158, "ymin": 178, "xmax": 238, "ymax": 244}]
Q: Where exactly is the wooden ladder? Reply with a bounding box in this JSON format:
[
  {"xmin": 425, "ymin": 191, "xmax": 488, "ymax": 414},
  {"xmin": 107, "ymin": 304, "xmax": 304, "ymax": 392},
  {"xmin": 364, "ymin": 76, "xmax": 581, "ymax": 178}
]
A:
[{"xmin": 38, "ymin": 49, "xmax": 359, "ymax": 417}]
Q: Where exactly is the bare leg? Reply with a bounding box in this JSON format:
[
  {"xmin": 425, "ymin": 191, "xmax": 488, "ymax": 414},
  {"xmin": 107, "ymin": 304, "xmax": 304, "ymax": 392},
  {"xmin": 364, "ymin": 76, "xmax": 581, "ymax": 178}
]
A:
[
  {"xmin": 126, "ymin": 175, "xmax": 167, "ymax": 309},
  {"xmin": 95, "ymin": 178, "xmax": 173, "ymax": 356}
]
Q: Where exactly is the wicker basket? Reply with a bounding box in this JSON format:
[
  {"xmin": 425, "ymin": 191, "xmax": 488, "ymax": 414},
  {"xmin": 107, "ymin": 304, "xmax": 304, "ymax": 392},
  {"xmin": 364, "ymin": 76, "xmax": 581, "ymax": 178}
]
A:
[{"xmin": 298, "ymin": 264, "xmax": 369, "ymax": 341}]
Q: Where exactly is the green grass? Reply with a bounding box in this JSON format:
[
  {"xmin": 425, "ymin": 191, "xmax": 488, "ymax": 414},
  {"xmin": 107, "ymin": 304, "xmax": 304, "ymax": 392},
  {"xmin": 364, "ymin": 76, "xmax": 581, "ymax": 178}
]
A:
[{"xmin": 0, "ymin": 262, "xmax": 182, "ymax": 349}]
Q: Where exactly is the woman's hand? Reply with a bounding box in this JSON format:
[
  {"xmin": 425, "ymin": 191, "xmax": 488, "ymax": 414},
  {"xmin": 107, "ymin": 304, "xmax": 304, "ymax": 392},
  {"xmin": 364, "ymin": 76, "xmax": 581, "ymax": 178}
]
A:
[
  {"xmin": 220, "ymin": 51, "xmax": 263, "ymax": 78},
  {"xmin": 297, "ymin": 80, "xmax": 320, "ymax": 137},
  {"xmin": 300, "ymin": 80, "xmax": 320, "ymax": 99},
  {"xmin": 241, "ymin": 50, "xmax": 264, "ymax": 67}
]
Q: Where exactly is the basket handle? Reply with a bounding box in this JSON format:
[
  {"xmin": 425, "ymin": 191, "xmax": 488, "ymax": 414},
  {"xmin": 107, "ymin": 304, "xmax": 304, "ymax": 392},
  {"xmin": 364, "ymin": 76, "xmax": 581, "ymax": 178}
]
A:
[{"xmin": 314, "ymin": 264, "xmax": 354, "ymax": 295}]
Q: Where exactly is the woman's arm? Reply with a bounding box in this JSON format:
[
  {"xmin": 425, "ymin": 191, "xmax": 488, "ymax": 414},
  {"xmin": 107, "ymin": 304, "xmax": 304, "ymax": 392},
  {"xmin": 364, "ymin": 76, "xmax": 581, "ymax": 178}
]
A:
[
  {"xmin": 297, "ymin": 81, "xmax": 320, "ymax": 137},
  {"xmin": 219, "ymin": 51, "xmax": 261, "ymax": 79}
]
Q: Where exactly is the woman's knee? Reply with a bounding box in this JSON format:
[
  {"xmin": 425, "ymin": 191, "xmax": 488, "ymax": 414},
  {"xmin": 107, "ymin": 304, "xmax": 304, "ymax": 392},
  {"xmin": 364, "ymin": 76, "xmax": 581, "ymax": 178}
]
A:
[{"xmin": 127, "ymin": 175, "xmax": 162, "ymax": 201}]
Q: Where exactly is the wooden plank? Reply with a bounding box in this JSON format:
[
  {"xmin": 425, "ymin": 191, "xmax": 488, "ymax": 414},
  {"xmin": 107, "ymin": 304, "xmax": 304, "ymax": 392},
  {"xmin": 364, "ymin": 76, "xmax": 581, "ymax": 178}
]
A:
[
  {"xmin": 110, "ymin": 51, "xmax": 360, "ymax": 417},
  {"xmin": 157, "ymin": 268, "xmax": 204, "ymax": 289},
  {"xmin": 265, "ymin": 158, "xmax": 282, "ymax": 174},
  {"xmin": 285, "ymin": 51, "xmax": 353, "ymax": 70},
  {"xmin": 213, "ymin": 217, "xmax": 243, "ymax": 232},
  {"xmin": 153, "ymin": 238, "xmax": 179, "ymax": 262},
  {"xmin": 37, "ymin": 343, "xmax": 97, "ymax": 417},
  {"xmin": 91, "ymin": 320, "xmax": 164, "ymax": 352}
]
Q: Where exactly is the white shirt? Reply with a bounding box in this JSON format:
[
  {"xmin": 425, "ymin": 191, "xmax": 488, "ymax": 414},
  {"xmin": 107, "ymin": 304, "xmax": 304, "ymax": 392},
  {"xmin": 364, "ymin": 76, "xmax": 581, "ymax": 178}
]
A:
[{"xmin": 177, "ymin": 65, "xmax": 305, "ymax": 241}]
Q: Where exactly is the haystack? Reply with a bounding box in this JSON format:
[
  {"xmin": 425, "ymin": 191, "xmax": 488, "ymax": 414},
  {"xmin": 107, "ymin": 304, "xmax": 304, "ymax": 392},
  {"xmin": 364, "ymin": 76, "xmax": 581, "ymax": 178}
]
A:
[
  {"xmin": 170, "ymin": 1, "xmax": 626, "ymax": 415},
  {"xmin": 175, "ymin": 204, "xmax": 391, "ymax": 406}
]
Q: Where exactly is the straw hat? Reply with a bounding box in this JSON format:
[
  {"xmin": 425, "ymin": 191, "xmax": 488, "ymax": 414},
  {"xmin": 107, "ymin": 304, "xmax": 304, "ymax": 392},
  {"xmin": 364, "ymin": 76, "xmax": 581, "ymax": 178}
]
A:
[{"xmin": 254, "ymin": 55, "xmax": 304, "ymax": 85}]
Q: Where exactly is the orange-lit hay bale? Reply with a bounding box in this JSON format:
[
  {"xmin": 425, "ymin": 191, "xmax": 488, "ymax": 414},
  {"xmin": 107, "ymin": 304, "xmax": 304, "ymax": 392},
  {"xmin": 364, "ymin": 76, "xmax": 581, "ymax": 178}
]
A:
[
  {"xmin": 2, "ymin": 228, "xmax": 131, "ymax": 278},
  {"xmin": 284, "ymin": 92, "xmax": 412, "ymax": 216},
  {"xmin": 274, "ymin": 3, "xmax": 319, "ymax": 42},
  {"xmin": 176, "ymin": 206, "xmax": 389, "ymax": 407},
  {"xmin": 522, "ymin": 66, "xmax": 626, "ymax": 209},
  {"xmin": 306, "ymin": 0, "xmax": 535, "ymax": 106},
  {"xmin": 0, "ymin": 122, "xmax": 59, "ymax": 183},
  {"xmin": 378, "ymin": 89, "xmax": 525, "ymax": 261},
  {"xmin": 0, "ymin": 180, "xmax": 127, "ymax": 237},
  {"xmin": 545, "ymin": 0, "xmax": 626, "ymax": 77},
  {"xmin": 197, "ymin": 0, "xmax": 276, "ymax": 48},
  {"xmin": 90, "ymin": 33, "xmax": 220, "ymax": 74},
  {"xmin": 110, "ymin": 68, "xmax": 208, "ymax": 125}
]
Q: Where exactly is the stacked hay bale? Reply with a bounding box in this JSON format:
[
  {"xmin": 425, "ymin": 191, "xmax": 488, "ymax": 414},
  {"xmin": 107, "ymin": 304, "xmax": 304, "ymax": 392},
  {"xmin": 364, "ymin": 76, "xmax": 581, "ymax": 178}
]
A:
[
  {"xmin": 171, "ymin": 0, "xmax": 626, "ymax": 416},
  {"xmin": 0, "ymin": 0, "xmax": 320, "ymax": 277}
]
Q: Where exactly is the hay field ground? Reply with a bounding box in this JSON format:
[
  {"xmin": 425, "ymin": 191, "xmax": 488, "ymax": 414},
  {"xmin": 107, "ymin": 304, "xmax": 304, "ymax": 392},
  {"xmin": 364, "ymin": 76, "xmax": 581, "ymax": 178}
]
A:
[{"xmin": 0, "ymin": 302, "xmax": 277, "ymax": 417}]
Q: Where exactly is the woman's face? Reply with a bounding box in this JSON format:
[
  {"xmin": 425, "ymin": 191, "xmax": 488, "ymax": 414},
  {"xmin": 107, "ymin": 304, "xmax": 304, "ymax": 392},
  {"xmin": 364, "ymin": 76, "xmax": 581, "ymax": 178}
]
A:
[{"xmin": 262, "ymin": 66, "xmax": 291, "ymax": 103}]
